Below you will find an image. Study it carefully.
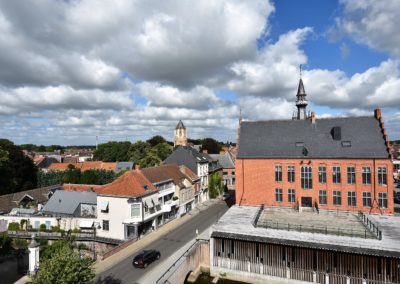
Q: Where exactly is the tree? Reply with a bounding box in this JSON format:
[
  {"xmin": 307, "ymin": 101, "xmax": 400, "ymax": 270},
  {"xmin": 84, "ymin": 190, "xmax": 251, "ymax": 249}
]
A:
[
  {"xmin": 151, "ymin": 142, "xmax": 173, "ymax": 161},
  {"xmin": 63, "ymin": 164, "xmax": 81, "ymax": 184},
  {"xmin": 201, "ymin": 138, "xmax": 222, "ymax": 154},
  {"xmin": 138, "ymin": 152, "xmax": 162, "ymax": 168},
  {"xmin": 0, "ymin": 148, "xmax": 8, "ymax": 167},
  {"xmin": 93, "ymin": 141, "xmax": 131, "ymax": 162},
  {"xmin": 30, "ymin": 241, "xmax": 95, "ymax": 284},
  {"xmin": 0, "ymin": 139, "xmax": 37, "ymax": 195},
  {"xmin": 208, "ymin": 172, "xmax": 223, "ymax": 199},
  {"xmin": 146, "ymin": 135, "xmax": 167, "ymax": 147},
  {"xmin": 128, "ymin": 141, "xmax": 151, "ymax": 163}
]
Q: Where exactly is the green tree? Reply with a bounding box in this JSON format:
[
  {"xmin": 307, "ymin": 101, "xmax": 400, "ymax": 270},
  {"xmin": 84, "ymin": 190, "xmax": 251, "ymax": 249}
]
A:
[
  {"xmin": 138, "ymin": 151, "xmax": 162, "ymax": 168},
  {"xmin": 201, "ymin": 138, "xmax": 222, "ymax": 154},
  {"xmin": 128, "ymin": 141, "xmax": 151, "ymax": 163},
  {"xmin": 0, "ymin": 233, "xmax": 12, "ymax": 255},
  {"xmin": 37, "ymin": 170, "xmax": 65, "ymax": 187},
  {"xmin": 146, "ymin": 135, "xmax": 167, "ymax": 147},
  {"xmin": 93, "ymin": 141, "xmax": 131, "ymax": 162},
  {"xmin": 30, "ymin": 241, "xmax": 95, "ymax": 284},
  {"xmin": 0, "ymin": 148, "xmax": 8, "ymax": 167},
  {"xmin": 208, "ymin": 172, "xmax": 223, "ymax": 199},
  {"xmin": 63, "ymin": 164, "xmax": 81, "ymax": 184},
  {"xmin": 151, "ymin": 142, "xmax": 173, "ymax": 161},
  {"xmin": 0, "ymin": 139, "xmax": 37, "ymax": 195}
]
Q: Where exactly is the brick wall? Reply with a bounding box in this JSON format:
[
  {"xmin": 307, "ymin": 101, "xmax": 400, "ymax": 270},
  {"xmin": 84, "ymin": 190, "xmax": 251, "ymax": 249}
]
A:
[{"xmin": 235, "ymin": 158, "xmax": 394, "ymax": 214}]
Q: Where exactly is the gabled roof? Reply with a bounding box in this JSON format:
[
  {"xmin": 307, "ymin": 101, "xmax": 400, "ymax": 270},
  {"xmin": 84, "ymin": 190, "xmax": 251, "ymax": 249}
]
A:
[
  {"xmin": 238, "ymin": 116, "xmax": 389, "ymax": 159},
  {"xmin": 209, "ymin": 152, "xmax": 235, "ymax": 169},
  {"xmin": 179, "ymin": 165, "xmax": 200, "ymax": 182},
  {"xmin": 0, "ymin": 185, "xmax": 61, "ymax": 214},
  {"xmin": 42, "ymin": 190, "xmax": 96, "ymax": 215},
  {"xmin": 164, "ymin": 146, "xmax": 208, "ymax": 174},
  {"xmin": 141, "ymin": 164, "xmax": 186, "ymax": 187},
  {"xmin": 98, "ymin": 170, "xmax": 156, "ymax": 198}
]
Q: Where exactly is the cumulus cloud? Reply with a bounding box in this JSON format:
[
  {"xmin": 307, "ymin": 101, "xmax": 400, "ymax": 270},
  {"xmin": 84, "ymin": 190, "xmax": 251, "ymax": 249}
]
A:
[{"xmin": 335, "ymin": 0, "xmax": 400, "ymax": 57}]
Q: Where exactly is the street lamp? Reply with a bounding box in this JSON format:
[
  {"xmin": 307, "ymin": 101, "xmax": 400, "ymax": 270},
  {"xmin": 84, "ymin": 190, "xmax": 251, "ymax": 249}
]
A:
[{"xmin": 92, "ymin": 222, "xmax": 101, "ymax": 260}]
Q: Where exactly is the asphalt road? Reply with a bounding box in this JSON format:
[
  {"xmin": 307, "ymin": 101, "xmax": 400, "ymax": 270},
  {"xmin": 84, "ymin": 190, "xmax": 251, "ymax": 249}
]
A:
[{"xmin": 97, "ymin": 200, "xmax": 229, "ymax": 284}]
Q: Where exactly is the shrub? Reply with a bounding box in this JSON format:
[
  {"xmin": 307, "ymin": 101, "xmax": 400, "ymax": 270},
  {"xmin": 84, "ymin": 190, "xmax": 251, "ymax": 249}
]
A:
[
  {"xmin": 39, "ymin": 224, "xmax": 47, "ymax": 232},
  {"xmin": 172, "ymin": 196, "xmax": 178, "ymax": 201},
  {"xmin": 72, "ymin": 228, "xmax": 80, "ymax": 234},
  {"xmin": 14, "ymin": 239, "xmax": 28, "ymax": 250},
  {"xmin": 51, "ymin": 226, "xmax": 61, "ymax": 233},
  {"xmin": 8, "ymin": 222, "xmax": 20, "ymax": 231}
]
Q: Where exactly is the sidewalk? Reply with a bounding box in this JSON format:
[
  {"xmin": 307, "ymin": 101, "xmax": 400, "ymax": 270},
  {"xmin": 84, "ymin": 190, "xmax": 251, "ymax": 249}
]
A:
[{"xmin": 95, "ymin": 197, "xmax": 221, "ymax": 275}]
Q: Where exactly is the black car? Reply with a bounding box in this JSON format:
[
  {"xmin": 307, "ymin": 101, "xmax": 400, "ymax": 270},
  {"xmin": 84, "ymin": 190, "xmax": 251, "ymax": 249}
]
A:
[{"xmin": 132, "ymin": 250, "xmax": 161, "ymax": 268}]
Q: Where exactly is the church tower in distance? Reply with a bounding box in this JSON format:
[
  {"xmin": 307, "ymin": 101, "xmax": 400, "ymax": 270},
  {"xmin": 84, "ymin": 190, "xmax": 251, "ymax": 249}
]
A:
[{"xmin": 174, "ymin": 120, "xmax": 188, "ymax": 147}]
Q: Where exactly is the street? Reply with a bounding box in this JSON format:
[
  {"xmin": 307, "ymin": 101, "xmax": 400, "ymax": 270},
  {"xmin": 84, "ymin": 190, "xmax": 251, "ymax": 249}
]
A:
[{"xmin": 96, "ymin": 200, "xmax": 229, "ymax": 284}]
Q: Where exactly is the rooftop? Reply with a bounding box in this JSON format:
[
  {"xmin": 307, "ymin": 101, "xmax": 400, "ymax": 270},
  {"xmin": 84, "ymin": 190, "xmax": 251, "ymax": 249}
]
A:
[
  {"xmin": 211, "ymin": 205, "xmax": 400, "ymax": 258},
  {"xmin": 237, "ymin": 115, "xmax": 389, "ymax": 159},
  {"xmin": 42, "ymin": 190, "xmax": 97, "ymax": 215}
]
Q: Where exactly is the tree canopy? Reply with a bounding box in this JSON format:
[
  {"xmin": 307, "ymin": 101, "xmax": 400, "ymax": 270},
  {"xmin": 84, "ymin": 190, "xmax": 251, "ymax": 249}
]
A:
[
  {"xmin": 146, "ymin": 135, "xmax": 167, "ymax": 147},
  {"xmin": 128, "ymin": 141, "xmax": 151, "ymax": 163},
  {"xmin": 93, "ymin": 141, "xmax": 131, "ymax": 162},
  {"xmin": 30, "ymin": 240, "xmax": 95, "ymax": 284},
  {"xmin": 0, "ymin": 139, "xmax": 37, "ymax": 195}
]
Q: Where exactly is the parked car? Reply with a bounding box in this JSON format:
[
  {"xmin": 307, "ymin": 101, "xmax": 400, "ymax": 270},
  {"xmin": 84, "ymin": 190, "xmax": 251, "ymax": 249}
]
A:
[{"xmin": 132, "ymin": 250, "xmax": 161, "ymax": 268}]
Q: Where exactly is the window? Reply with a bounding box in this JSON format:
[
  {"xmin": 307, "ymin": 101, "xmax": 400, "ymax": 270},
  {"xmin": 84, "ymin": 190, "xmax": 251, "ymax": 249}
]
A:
[
  {"xmin": 232, "ymin": 171, "xmax": 235, "ymax": 176},
  {"xmin": 347, "ymin": 191, "xmax": 356, "ymax": 207},
  {"xmin": 131, "ymin": 204, "xmax": 141, "ymax": 218},
  {"xmin": 378, "ymin": 167, "xmax": 387, "ymax": 185},
  {"xmin": 102, "ymin": 220, "xmax": 109, "ymax": 231},
  {"xmin": 319, "ymin": 190, "xmax": 327, "ymax": 205},
  {"xmin": 288, "ymin": 166, "xmax": 295, "ymax": 182},
  {"xmin": 34, "ymin": 221, "xmax": 40, "ymax": 229},
  {"xmin": 288, "ymin": 189, "xmax": 295, "ymax": 203},
  {"xmin": 275, "ymin": 188, "xmax": 283, "ymax": 202},
  {"xmin": 333, "ymin": 191, "xmax": 341, "ymax": 206},
  {"xmin": 301, "ymin": 166, "xmax": 312, "ymax": 189},
  {"xmin": 362, "ymin": 192, "xmax": 372, "ymax": 207},
  {"xmin": 275, "ymin": 165, "xmax": 282, "ymax": 182},
  {"xmin": 362, "ymin": 167, "xmax": 371, "ymax": 185},
  {"xmin": 232, "ymin": 177, "xmax": 235, "ymax": 185},
  {"xmin": 347, "ymin": 166, "xmax": 355, "ymax": 184},
  {"xmin": 45, "ymin": 221, "xmax": 51, "ymax": 230},
  {"xmin": 318, "ymin": 166, "xmax": 326, "ymax": 183},
  {"xmin": 223, "ymin": 171, "xmax": 228, "ymax": 176},
  {"xmin": 378, "ymin": 193, "xmax": 387, "ymax": 208},
  {"xmin": 333, "ymin": 166, "xmax": 341, "ymax": 184}
]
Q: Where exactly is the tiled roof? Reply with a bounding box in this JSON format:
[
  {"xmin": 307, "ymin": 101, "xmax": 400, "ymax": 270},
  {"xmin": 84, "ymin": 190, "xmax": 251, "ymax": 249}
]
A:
[
  {"xmin": 0, "ymin": 185, "xmax": 61, "ymax": 214},
  {"xmin": 48, "ymin": 161, "xmax": 117, "ymax": 171},
  {"xmin": 179, "ymin": 165, "xmax": 200, "ymax": 182},
  {"xmin": 63, "ymin": 184, "xmax": 103, "ymax": 193},
  {"xmin": 238, "ymin": 116, "xmax": 389, "ymax": 159},
  {"xmin": 98, "ymin": 170, "xmax": 156, "ymax": 198},
  {"xmin": 141, "ymin": 164, "xmax": 188, "ymax": 187}
]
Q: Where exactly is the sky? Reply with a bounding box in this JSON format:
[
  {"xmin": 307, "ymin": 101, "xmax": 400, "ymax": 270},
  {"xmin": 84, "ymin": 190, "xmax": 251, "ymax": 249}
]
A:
[{"xmin": 0, "ymin": 0, "xmax": 399, "ymax": 146}]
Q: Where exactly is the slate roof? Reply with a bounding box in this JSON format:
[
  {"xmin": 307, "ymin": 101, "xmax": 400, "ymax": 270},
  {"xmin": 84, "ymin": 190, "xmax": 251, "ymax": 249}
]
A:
[
  {"xmin": 176, "ymin": 120, "xmax": 186, "ymax": 129},
  {"xmin": 0, "ymin": 185, "xmax": 61, "ymax": 214},
  {"xmin": 164, "ymin": 146, "xmax": 208, "ymax": 174},
  {"xmin": 238, "ymin": 116, "xmax": 389, "ymax": 159},
  {"xmin": 42, "ymin": 190, "xmax": 96, "ymax": 215},
  {"xmin": 209, "ymin": 152, "xmax": 235, "ymax": 169}
]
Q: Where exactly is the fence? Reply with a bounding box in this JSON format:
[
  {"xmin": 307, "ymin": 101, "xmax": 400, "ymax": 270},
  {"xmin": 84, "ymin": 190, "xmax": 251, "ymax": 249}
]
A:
[
  {"xmin": 255, "ymin": 219, "xmax": 375, "ymax": 239},
  {"xmin": 357, "ymin": 211, "xmax": 382, "ymax": 240}
]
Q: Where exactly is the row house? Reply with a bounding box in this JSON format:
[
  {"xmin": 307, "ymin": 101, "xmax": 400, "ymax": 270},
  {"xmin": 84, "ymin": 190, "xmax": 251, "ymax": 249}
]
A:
[
  {"xmin": 165, "ymin": 146, "xmax": 210, "ymax": 202},
  {"xmin": 210, "ymin": 151, "xmax": 236, "ymax": 191}
]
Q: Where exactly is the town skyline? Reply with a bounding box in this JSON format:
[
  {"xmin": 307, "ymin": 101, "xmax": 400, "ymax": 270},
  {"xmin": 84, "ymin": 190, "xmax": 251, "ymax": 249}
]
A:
[{"xmin": 0, "ymin": 0, "xmax": 399, "ymax": 145}]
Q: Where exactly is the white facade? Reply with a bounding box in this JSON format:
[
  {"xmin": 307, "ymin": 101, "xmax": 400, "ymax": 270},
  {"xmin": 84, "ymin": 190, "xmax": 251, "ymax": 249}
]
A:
[{"xmin": 197, "ymin": 162, "xmax": 209, "ymax": 202}]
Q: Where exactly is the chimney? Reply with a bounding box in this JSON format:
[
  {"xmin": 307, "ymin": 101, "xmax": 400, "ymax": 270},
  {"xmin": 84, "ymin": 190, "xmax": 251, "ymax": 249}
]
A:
[
  {"xmin": 310, "ymin": 112, "xmax": 316, "ymax": 124},
  {"xmin": 202, "ymin": 149, "xmax": 208, "ymax": 154},
  {"xmin": 135, "ymin": 164, "xmax": 141, "ymax": 170},
  {"xmin": 374, "ymin": 108, "xmax": 382, "ymax": 120}
]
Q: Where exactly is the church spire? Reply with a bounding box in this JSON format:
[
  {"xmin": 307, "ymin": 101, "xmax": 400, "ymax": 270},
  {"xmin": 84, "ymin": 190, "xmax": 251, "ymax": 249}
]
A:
[{"xmin": 294, "ymin": 65, "xmax": 308, "ymax": 120}]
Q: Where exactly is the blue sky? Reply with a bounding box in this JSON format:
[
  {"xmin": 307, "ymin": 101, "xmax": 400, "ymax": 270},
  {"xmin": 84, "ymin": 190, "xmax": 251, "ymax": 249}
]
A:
[{"xmin": 0, "ymin": 0, "xmax": 399, "ymax": 145}]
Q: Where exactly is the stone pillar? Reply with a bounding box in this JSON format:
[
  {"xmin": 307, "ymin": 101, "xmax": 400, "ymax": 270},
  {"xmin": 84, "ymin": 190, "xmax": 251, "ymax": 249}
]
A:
[
  {"xmin": 313, "ymin": 271, "xmax": 317, "ymax": 283},
  {"xmin": 362, "ymin": 279, "xmax": 367, "ymax": 284},
  {"xmin": 286, "ymin": 267, "xmax": 290, "ymax": 279},
  {"xmin": 28, "ymin": 234, "xmax": 39, "ymax": 275},
  {"xmin": 209, "ymin": 237, "xmax": 214, "ymax": 268},
  {"xmin": 346, "ymin": 276, "xmax": 350, "ymax": 284},
  {"xmin": 325, "ymin": 274, "xmax": 329, "ymax": 284}
]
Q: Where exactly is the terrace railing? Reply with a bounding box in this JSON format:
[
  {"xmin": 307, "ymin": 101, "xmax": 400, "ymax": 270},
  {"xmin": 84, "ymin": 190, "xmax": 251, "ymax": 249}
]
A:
[
  {"xmin": 255, "ymin": 219, "xmax": 376, "ymax": 239},
  {"xmin": 357, "ymin": 211, "xmax": 382, "ymax": 240}
]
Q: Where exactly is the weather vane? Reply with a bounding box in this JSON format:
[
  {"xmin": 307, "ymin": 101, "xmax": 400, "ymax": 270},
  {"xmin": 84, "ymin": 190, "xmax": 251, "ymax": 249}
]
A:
[{"xmin": 299, "ymin": 64, "xmax": 302, "ymax": 78}]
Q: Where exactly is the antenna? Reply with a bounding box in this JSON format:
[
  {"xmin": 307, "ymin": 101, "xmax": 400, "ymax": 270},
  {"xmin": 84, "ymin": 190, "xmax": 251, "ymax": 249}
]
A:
[
  {"xmin": 239, "ymin": 107, "xmax": 242, "ymax": 123},
  {"xmin": 96, "ymin": 135, "xmax": 98, "ymax": 150}
]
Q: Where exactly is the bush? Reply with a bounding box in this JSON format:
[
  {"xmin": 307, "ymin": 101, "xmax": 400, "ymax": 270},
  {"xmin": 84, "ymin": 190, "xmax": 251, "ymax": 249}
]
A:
[
  {"xmin": 8, "ymin": 222, "xmax": 20, "ymax": 231},
  {"xmin": 0, "ymin": 233, "xmax": 12, "ymax": 255},
  {"xmin": 39, "ymin": 224, "xmax": 47, "ymax": 232},
  {"xmin": 51, "ymin": 226, "xmax": 61, "ymax": 233},
  {"xmin": 172, "ymin": 196, "xmax": 178, "ymax": 201},
  {"xmin": 72, "ymin": 228, "xmax": 80, "ymax": 234},
  {"xmin": 14, "ymin": 239, "xmax": 28, "ymax": 250}
]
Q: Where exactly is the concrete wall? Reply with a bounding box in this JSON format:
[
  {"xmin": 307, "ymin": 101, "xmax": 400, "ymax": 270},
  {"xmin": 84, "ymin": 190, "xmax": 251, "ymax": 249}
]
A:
[
  {"xmin": 158, "ymin": 241, "xmax": 209, "ymax": 284},
  {"xmin": 236, "ymin": 158, "xmax": 394, "ymax": 214}
]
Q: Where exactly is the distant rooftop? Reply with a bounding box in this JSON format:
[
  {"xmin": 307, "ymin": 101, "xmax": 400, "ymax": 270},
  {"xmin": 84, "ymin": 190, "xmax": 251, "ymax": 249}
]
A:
[{"xmin": 211, "ymin": 205, "xmax": 400, "ymax": 258}]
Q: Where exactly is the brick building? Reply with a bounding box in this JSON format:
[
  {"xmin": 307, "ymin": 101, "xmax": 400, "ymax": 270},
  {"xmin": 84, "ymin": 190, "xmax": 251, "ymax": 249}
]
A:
[{"xmin": 235, "ymin": 79, "xmax": 394, "ymax": 214}]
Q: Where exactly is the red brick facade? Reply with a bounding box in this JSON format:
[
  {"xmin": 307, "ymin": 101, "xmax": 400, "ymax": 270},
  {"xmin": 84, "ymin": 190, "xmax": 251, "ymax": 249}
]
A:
[{"xmin": 235, "ymin": 158, "xmax": 394, "ymax": 214}]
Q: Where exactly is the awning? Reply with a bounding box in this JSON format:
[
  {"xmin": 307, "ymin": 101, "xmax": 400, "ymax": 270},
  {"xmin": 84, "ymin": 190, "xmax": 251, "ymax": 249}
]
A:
[
  {"xmin": 79, "ymin": 220, "xmax": 94, "ymax": 228},
  {"xmin": 99, "ymin": 200, "xmax": 109, "ymax": 211}
]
